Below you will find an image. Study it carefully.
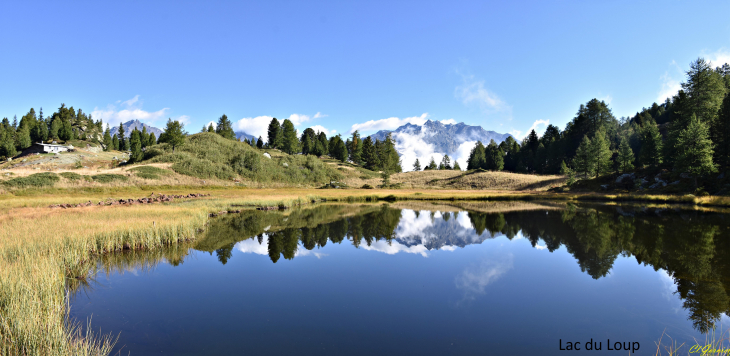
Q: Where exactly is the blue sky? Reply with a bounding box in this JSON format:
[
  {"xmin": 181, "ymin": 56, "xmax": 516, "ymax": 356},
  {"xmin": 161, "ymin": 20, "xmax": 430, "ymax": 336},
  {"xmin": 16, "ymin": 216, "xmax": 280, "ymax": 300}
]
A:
[{"xmin": 1, "ymin": 0, "xmax": 729, "ymax": 141}]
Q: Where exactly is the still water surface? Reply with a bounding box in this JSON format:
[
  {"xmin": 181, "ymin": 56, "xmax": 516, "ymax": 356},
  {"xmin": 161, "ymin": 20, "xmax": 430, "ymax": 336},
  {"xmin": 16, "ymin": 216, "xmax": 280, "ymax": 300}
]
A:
[{"xmin": 71, "ymin": 201, "xmax": 730, "ymax": 355}]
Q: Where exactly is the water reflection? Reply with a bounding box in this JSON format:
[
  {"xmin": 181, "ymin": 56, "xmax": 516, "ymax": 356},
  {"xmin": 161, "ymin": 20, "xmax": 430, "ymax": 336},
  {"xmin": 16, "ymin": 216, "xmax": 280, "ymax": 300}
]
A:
[{"xmin": 82, "ymin": 201, "xmax": 730, "ymax": 334}]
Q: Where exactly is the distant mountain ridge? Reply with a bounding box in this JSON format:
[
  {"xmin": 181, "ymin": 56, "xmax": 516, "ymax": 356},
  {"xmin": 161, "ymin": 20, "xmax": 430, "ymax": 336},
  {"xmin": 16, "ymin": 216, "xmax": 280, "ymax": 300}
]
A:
[
  {"xmin": 235, "ymin": 131, "xmax": 258, "ymax": 142},
  {"xmin": 110, "ymin": 120, "xmax": 163, "ymax": 138},
  {"xmin": 369, "ymin": 120, "xmax": 514, "ymax": 157}
]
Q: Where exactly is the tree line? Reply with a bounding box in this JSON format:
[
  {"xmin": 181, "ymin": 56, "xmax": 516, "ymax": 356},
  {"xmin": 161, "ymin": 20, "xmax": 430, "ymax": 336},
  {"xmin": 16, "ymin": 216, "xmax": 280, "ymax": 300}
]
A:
[{"xmin": 461, "ymin": 58, "xmax": 730, "ymax": 186}]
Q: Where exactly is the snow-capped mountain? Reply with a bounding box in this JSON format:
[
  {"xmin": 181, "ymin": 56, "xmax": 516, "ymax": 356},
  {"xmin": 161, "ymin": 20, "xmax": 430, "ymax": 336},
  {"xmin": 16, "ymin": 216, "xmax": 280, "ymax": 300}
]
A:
[
  {"xmin": 368, "ymin": 120, "xmax": 513, "ymax": 171},
  {"xmin": 235, "ymin": 131, "xmax": 258, "ymax": 142},
  {"xmin": 109, "ymin": 120, "xmax": 163, "ymax": 138}
]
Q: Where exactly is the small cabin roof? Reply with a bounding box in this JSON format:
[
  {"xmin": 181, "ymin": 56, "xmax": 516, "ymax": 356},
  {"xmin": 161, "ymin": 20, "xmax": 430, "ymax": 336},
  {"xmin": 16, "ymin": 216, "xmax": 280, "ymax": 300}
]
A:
[{"xmin": 34, "ymin": 143, "xmax": 69, "ymax": 148}]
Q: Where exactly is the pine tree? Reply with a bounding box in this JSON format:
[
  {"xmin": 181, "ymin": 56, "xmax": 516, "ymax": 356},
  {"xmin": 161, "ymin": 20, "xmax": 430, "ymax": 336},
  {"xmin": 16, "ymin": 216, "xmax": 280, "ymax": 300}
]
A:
[
  {"xmin": 381, "ymin": 133, "xmax": 401, "ymax": 172},
  {"xmin": 215, "ymin": 114, "xmax": 236, "ymax": 140},
  {"xmin": 207, "ymin": 124, "xmax": 215, "ymax": 132},
  {"xmin": 257, "ymin": 136, "xmax": 264, "ymax": 149},
  {"xmin": 112, "ymin": 134, "xmax": 119, "ymax": 151},
  {"xmin": 712, "ymin": 93, "xmax": 730, "ymax": 172},
  {"xmin": 280, "ymin": 119, "xmax": 299, "ymax": 154},
  {"xmin": 317, "ymin": 132, "xmax": 329, "ymax": 156},
  {"xmin": 103, "ymin": 128, "xmax": 113, "ymax": 151},
  {"xmin": 267, "ymin": 118, "xmax": 281, "ymax": 148},
  {"xmin": 675, "ymin": 115, "xmax": 717, "ymax": 188},
  {"xmin": 334, "ymin": 136, "xmax": 348, "ymax": 162},
  {"xmin": 426, "ymin": 157, "xmax": 438, "ymax": 170},
  {"xmin": 453, "ymin": 161, "xmax": 461, "ymax": 171},
  {"xmin": 617, "ymin": 138, "xmax": 635, "ymax": 173},
  {"xmin": 413, "ymin": 158, "xmax": 421, "ymax": 171},
  {"xmin": 682, "ymin": 58, "xmax": 727, "ymax": 124},
  {"xmin": 149, "ymin": 133, "xmax": 157, "ymax": 146},
  {"xmin": 440, "ymin": 155, "xmax": 452, "ymax": 170},
  {"xmin": 158, "ymin": 118, "xmax": 187, "ymax": 151},
  {"xmin": 50, "ymin": 117, "xmax": 61, "ymax": 140},
  {"xmin": 589, "ymin": 130, "xmax": 612, "ymax": 178},
  {"xmin": 466, "ymin": 141, "xmax": 486, "ymax": 170},
  {"xmin": 129, "ymin": 129, "xmax": 143, "ymax": 163},
  {"xmin": 140, "ymin": 126, "xmax": 149, "ymax": 148},
  {"xmin": 639, "ymin": 118, "xmax": 663, "ymax": 167},
  {"xmin": 349, "ymin": 131, "xmax": 362, "ymax": 164},
  {"xmin": 117, "ymin": 122, "xmax": 127, "ymax": 150},
  {"xmin": 574, "ymin": 135, "xmax": 592, "ymax": 178},
  {"xmin": 486, "ymin": 140, "xmax": 504, "ymax": 171},
  {"xmin": 362, "ymin": 136, "xmax": 378, "ymax": 170}
]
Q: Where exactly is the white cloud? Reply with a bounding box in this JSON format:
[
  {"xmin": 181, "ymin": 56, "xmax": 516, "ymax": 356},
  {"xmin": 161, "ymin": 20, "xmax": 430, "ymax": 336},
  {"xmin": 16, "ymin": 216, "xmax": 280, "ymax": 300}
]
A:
[
  {"xmin": 455, "ymin": 73, "xmax": 511, "ymax": 119},
  {"xmin": 361, "ymin": 239, "xmax": 430, "ymax": 257},
  {"xmin": 455, "ymin": 254, "xmax": 514, "ymax": 301},
  {"xmin": 233, "ymin": 116, "xmax": 272, "ymax": 139},
  {"xmin": 440, "ymin": 119, "xmax": 457, "ymax": 125},
  {"xmin": 525, "ymin": 119, "xmax": 549, "ymax": 138},
  {"xmin": 309, "ymin": 125, "xmax": 335, "ymax": 135},
  {"xmin": 92, "ymin": 95, "xmax": 171, "ymax": 128},
  {"xmin": 599, "ymin": 95, "xmax": 613, "ymax": 105},
  {"xmin": 349, "ymin": 113, "xmax": 429, "ymax": 134},
  {"xmin": 313, "ymin": 112, "xmax": 327, "ymax": 119},
  {"xmin": 232, "ymin": 113, "xmax": 327, "ymax": 138},
  {"xmin": 656, "ymin": 60, "xmax": 684, "ymax": 103},
  {"xmin": 509, "ymin": 129, "xmax": 522, "ymax": 138},
  {"xmin": 704, "ymin": 48, "xmax": 730, "ymax": 68}
]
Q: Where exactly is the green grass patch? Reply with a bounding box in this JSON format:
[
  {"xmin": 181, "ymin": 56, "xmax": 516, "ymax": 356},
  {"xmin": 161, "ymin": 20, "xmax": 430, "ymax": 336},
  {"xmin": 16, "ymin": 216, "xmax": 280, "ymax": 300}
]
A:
[
  {"xmin": 91, "ymin": 174, "xmax": 129, "ymax": 183},
  {"xmin": 2, "ymin": 173, "xmax": 60, "ymax": 188},
  {"xmin": 129, "ymin": 166, "xmax": 172, "ymax": 180},
  {"xmin": 59, "ymin": 172, "xmax": 83, "ymax": 181}
]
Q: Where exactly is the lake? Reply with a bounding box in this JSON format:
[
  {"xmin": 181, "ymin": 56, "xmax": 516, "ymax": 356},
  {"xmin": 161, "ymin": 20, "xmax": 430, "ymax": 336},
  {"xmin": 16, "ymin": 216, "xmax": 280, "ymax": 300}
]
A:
[{"xmin": 70, "ymin": 201, "xmax": 730, "ymax": 355}]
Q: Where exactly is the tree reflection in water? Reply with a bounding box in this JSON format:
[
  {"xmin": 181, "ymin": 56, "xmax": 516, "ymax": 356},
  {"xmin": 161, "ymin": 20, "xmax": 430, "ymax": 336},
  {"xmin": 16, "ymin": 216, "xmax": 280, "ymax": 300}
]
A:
[{"xmin": 86, "ymin": 202, "xmax": 730, "ymax": 333}]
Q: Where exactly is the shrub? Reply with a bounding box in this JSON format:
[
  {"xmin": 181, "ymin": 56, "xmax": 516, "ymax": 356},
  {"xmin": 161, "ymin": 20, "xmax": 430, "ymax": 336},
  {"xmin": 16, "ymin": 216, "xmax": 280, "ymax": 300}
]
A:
[
  {"xmin": 59, "ymin": 172, "xmax": 83, "ymax": 181},
  {"xmin": 143, "ymin": 147, "xmax": 165, "ymax": 160},
  {"xmin": 2, "ymin": 173, "xmax": 60, "ymax": 188},
  {"xmin": 91, "ymin": 174, "xmax": 129, "ymax": 183},
  {"xmin": 361, "ymin": 184, "xmax": 374, "ymax": 189},
  {"xmin": 129, "ymin": 166, "xmax": 172, "ymax": 180},
  {"xmin": 172, "ymin": 157, "xmax": 236, "ymax": 180}
]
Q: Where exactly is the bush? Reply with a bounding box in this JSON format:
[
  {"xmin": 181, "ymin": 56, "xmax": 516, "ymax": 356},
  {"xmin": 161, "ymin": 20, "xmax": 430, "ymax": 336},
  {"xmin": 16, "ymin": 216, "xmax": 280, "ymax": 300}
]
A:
[
  {"xmin": 91, "ymin": 174, "xmax": 129, "ymax": 183},
  {"xmin": 361, "ymin": 184, "xmax": 374, "ymax": 189},
  {"xmin": 172, "ymin": 157, "xmax": 236, "ymax": 180},
  {"xmin": 129, "ymin": 166, "xmax": 171, "ymax": 180},
  {"xmin": 59, "ymin": 172, "xmax": 82, "ymax": 181},
  {"xmin": 2, "ymin": 173, "xmax": 60, "ymax": 188},
  {"xmin": 143, "ymin": 147, "xmax": 165, "ymax": 160}
]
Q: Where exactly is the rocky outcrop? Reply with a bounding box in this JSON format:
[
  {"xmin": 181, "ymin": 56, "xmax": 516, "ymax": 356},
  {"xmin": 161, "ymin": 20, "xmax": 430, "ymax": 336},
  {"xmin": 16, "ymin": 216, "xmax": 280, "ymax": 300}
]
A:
[{"xmin": 48, "ymin": 193, "xmax": 210, "ymax": 208}]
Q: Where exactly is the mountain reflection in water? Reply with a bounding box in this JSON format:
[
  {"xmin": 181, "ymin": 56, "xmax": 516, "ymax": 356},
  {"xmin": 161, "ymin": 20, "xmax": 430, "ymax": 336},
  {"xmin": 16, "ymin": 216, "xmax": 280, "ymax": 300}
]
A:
[{"xmin": 84, "ymin": 201, "xmax": 730, "ymax": 334}]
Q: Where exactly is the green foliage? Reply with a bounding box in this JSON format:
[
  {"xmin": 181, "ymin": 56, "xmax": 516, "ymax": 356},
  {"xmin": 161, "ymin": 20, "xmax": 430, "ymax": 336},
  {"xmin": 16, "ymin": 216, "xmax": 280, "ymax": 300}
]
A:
[
  {"xmin": 280, "ymin": 119, "xmax": 299, "ymax": 154},
  {"xmin": 589, "ymin": 130, "xmax": 612, "ymax": 178},
  {"xmin": 713, "ymin": 93, "xmax": 730, "ymax": 171},
  {"xmin": 91, "ymin": 174, "xmax": 129, "ymax": 183},
  {"xmin": 129, "ymin": 166, "xmax": 171, "ymax": 180},
  {"xmin": 412, "ymin": 158, "xmax": 421, "ymax": 171},
  {"xmin": 267, "ymin": 118, "xmax": 281, "ymax": 148},
  {"xmin": 675, "ymin": 115, "xmax": 717, "ymax": 186},
  {"xmin": 2, "ymin": 173, "xmax": 59, "ymax": 188},
  {"xmin": 486, "ymin": 140, "xmax": 504, "ymax": 171},
  {"xmin": 425, "ymin": 157, "xmax": 438, "ymax": 170},
  {"xmin": 103, "ymin": 128, "xmax": 112, "ymax": 151},
  {"xmin": 453, "ymin": 161, "xmax": 461, "ymax": 171},
  {"xmin": 129, "ymin": 129, "xmax": 143, "ymax": 163},
  {"xmin": 145, "ymin": 132, "xmax": 342, "ymax": 185},
  {"xmin": 466, "ymin": 141, "xmax": 486, "ymax": 170},
  {"xmin": 59, "ymin": 172, "xmax": 83, "ymax": 181},
  {"xmin": 158, "ymin": 118, "xmax": 187, "ymax": 151},
  {"xmin": 215, "ymin": 114, "xmax": 236, "ymax": 140},
  {"xmin": 617, "ymin": 138, "xmax": 635, "ymax": 173},
  {"xmin": 639, "ymin": 118, "xmax": 663, "ymax": 167},
  {"xmin": 573, "ymin": 135, "xmax": 592, "ymax": 178}
]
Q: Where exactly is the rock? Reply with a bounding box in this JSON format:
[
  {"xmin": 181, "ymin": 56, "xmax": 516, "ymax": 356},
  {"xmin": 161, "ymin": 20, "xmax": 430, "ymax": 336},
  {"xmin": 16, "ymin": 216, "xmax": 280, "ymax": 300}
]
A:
[
  {"xmin": 616, "ymin": 173, "xmax": 634, "ymax": 183},
  {"xmin": 263, "ymin": 153, "xmax": 271, "ymax": 159},
  {"xmin": 282, "ymin": 162, "xmax": 288, "ymax": 167}
]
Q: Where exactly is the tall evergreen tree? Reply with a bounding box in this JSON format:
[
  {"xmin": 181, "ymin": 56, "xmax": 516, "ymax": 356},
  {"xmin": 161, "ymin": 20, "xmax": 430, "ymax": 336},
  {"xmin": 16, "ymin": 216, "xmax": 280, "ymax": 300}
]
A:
[
  {"xmin": 257, "ymin": 136, "xmax": 264, "ymax": 149},
  {"xmin": 117, "ymin": 122, "xmax": 127, "ymax": 150},
  {"xmin": 215, "ymin": 114, "xmax": 236, "ymax": 140},
  {"xmin": 103, "ymin": 128, "xmax": 112, "ymax": 151},
  {"xmin": 129, "ymin": 129, "xmax": 143, "ymax": 163},
  {"xmin": 453, "ymin": 161, "xmax": 461, "ymax": 171},
  {"xmin": 682, "ymin": 58, "xmax": 727, "ymax": 124},
  {"xmin": 149, "ymin": 133, "xmax": 157, "ymax": 146},
  {"xmin": 425, "ymin": 157, "xmax": 437, "ymax": 170},
  {"xmin": 158, "ymin": 118, "xmax": 187, "ymax": 151},
  {"xmin": 574, "ymin": 135, "xmax": 592, "ymax": 178},
  {"xmin": 589, "ymin": 130, "xmax": 612, "ymax": 178},
  {"xmin": 207, "ymin": 123, "xmax": 215, "ymax": 132},
  {"xmin": 639, "ymin": 118, "xmax": 663, "ymax": 167},
  {"xmin": 16, "ymin": 126, "xmax": 31, "ymax": 150},
  {"xmin": 317, "ymin": 132, "xmax": 329, "ymax": 156},
  {"xmin": 617, "ymin": 138, "xmax": 635, "ymax": 173},
  {"xmin": 112, "ymin": 134, "xmax": 119, "ymax": 151},
  {"xmin": 333, "ymin": 136, "xmax": 348, "ymax": 162},
  {"xmin": 675, "ymin": 115, "xmax": 717, "ymax": 188},
  {"xmin": 361, "ymin": 136, "xmax": 377, "ymax": 169},
  {"xmin": 280, "ymin": 119, "xmax": 299, "ymax": 154},
  {"xmin": 50, "ymin": 117, "xmax": 61, "ymax": 140},
  {"xmin": 714, "ymin": 93, "xmax": 730, "ymax": 172},
  {"xmin": 267, "ymin": 118, "xmax": 282, "ymax": 148},
  {"xmin": 466, "ymin": 141, "xmax": 486, "ymax": 170},
  {"xmin": 349, "ymin": 131, "xmax": 362, "ymax": 164},
  {"xmin": 412, "ymin": 158, "xmax": 421, "ymax": 171},
  {"xmin": 439, "ymin": 155, "xmax": 451, "ymax": 170},
  {"xmin": 486, "ymin": 140, "xmax": 504, "ymax": 171}
]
